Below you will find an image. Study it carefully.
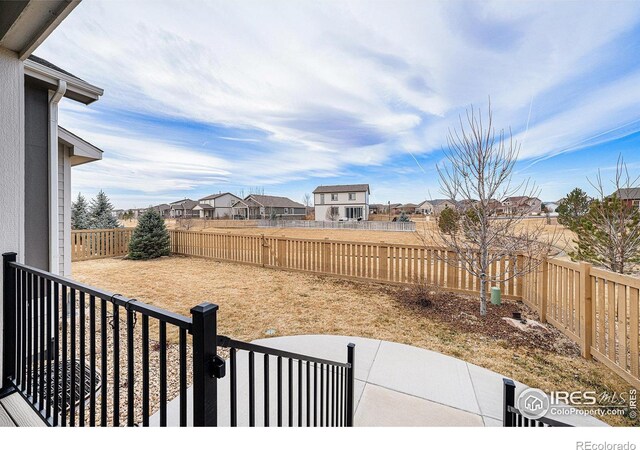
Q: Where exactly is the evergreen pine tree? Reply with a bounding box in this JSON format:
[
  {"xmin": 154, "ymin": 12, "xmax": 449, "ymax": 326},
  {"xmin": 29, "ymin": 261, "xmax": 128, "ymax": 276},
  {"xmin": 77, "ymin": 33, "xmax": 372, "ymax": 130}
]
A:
[
  {"xmin": 128, "ymin": 209, "xmax": 171, "ymax": 260},
  {"xmin": 557, "ymin": 188, "xmax": 591, "ymax": 231},
  {"xmin": 437, "ymin": 206, "xmax": 459, "ymax": 234},
  {"xmin": 71, "ymin": 193, "xmax": 91, "ymax": 229},
  {"xmin": 398, "ymin": 211, "xmax": 411, "ymax": 222},
  {"xmin": 89, "ymin": 190, "xmax": 120, "ymax": 229}
]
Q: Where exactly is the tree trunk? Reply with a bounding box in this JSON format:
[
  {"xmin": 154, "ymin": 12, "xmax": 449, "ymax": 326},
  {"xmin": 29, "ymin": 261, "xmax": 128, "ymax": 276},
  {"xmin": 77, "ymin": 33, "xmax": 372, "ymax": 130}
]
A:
[{"xmin": 480, "ymin": 276, "xmax": 487, "ymax": 316}]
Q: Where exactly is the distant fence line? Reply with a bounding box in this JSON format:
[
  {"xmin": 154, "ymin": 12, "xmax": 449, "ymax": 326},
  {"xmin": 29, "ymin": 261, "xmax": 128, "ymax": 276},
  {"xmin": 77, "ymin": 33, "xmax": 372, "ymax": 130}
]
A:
[
  {"xmin": 71, "ymin": 228, "xmax": 134, "ymax": 261},
  {"xmin": 257, "ymin": 219, "xmax": 416, "ymax": 232},
  {"xmin": 71, "ymin": 228, "xmax": 640, "ymax": 389}
]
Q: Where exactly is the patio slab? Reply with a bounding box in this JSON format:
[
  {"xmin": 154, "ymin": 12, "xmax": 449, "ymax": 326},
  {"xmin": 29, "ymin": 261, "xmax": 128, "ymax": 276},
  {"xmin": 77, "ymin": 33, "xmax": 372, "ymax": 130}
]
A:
[
  {"xmin": 354, "ymin": 384, "xmax": 483, "ymax": 427},
  {"xmin": 150, "ymin": 335, "xmax": 609, "ymax": 427}
]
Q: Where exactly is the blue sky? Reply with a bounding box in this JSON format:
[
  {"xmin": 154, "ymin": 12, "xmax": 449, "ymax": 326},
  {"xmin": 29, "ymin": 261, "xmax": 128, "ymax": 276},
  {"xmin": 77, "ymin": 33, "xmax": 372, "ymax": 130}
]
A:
[{"xmin": 38, "ymin": 0, "xmax": 640, "ymax": 209}]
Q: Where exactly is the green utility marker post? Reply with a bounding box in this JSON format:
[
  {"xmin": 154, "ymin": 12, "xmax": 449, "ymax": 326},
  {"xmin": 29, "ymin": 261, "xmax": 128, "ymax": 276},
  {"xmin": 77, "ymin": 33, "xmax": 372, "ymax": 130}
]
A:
[{"xmin": 491, "ymin": 287, "xmax": 502, "ymax": 305}]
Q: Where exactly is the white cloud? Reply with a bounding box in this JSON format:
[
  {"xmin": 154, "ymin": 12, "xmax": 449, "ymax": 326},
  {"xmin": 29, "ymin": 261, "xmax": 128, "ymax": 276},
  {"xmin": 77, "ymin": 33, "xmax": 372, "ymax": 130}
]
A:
[{"xmin": 38, "ymin": 0, "xmax": 640, "ymax": 204}]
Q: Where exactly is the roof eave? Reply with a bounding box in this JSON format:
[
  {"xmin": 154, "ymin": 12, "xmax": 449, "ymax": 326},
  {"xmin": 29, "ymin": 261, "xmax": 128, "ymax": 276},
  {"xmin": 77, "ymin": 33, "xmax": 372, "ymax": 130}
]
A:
[
  {"xmin": 24, "ymin": 57, "xmax": 103, "ymax": 104},
  {"xmin": 0, "ymin": 1, "xmax": 81, "ymax": 59}
]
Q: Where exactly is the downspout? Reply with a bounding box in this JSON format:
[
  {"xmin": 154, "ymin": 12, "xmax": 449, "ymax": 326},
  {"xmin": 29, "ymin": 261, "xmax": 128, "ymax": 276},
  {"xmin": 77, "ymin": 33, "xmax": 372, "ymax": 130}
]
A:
[{"xmin": 48, "ymin": 80, "xmax": 67, "ymax": 274}]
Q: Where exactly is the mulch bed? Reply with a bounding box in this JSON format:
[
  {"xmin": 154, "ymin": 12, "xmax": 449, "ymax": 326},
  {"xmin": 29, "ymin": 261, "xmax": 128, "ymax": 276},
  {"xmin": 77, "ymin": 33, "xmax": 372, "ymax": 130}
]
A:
[{"xmin": 392, "ymin": 285, "xmax": 581, "ymax": 356}]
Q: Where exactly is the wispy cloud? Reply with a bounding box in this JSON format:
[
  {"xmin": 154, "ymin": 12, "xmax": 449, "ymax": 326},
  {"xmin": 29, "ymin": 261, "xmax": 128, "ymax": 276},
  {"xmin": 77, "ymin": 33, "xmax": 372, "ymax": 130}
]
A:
[{"xmin": 39, "ymin": 0, "xmax": 640, "ymax": 206}]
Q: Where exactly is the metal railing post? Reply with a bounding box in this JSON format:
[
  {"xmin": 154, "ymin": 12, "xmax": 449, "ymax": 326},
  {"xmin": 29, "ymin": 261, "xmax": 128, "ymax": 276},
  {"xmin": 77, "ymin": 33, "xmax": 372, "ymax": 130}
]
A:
[
  {"xmin": 2, "ymin": 252, "xmax": 17, "ymax": 390},
  {"xmin": 503, "ymin": 378, "xmax": 516, "ymax": 427},
  {"xmin": 191, "ymin": 302, "xmax": 219, "ymax": 426},
  {"xmin": 345, "ymin": 343, "xmax": 355, "ymax": 427}
]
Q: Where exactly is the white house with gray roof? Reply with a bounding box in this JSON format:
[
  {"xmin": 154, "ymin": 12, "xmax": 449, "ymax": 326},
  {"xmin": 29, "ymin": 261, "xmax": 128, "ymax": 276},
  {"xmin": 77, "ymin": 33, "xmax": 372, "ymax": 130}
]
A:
[
  {"xmin": 232, "ymin": 195, "xmax": 306, "ymax": 219},
  {"xmin": 193, "ymin": 192, "xmax": 242, "ymax": 219},
  {"xmin": 313, "ymin": 184, "xmax": 370, "ymax": 221}
]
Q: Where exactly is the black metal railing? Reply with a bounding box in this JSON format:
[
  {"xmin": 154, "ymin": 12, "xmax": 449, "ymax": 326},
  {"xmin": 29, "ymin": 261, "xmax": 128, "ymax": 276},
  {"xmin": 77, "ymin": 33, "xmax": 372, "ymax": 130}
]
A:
[
  {"xmin": 1, "ymin": 252, "xmax": 355, "ymax": 427},
  {"xmin": 1, "ymin": 252, "xmax": 217, "ymax": 427},
  {"xmin": 502, "ymin": 379, "xmax": 571, "ymax": 427},
  {"xmin": 217, "ymin": 335, "xmax": 355, "ymax": 427}
]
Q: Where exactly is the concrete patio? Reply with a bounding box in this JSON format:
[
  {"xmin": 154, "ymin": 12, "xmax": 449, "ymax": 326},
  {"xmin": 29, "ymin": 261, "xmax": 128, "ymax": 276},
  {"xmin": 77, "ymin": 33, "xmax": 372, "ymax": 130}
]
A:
[{"xmin": 150, "ymin": 335, "xmax": 607, "ymax": 427}]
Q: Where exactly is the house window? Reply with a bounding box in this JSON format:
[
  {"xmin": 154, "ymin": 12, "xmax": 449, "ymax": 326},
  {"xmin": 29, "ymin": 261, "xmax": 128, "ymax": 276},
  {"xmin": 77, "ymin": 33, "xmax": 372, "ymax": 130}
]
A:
[
  {"xmin": 348, "ymin": 193, "xmax": 356, "ymax": 201},
  {"xmin": 319, "ymin": 194, "xmax": 324, "ymax": 204},
  {"xmin": 331, "ymin": 193, "xmax": 338, "ymax": 201},
  {"xmin": 345, "ymin": 207, "xmax": 363, "ymax": 219},
  {"xmin": 284, "ymin": 208, "xmax": 289, "ymax": 214}
]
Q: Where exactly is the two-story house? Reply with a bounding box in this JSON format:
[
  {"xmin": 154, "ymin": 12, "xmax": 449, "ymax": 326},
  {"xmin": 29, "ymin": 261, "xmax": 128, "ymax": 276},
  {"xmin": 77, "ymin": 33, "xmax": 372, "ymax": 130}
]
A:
[
  {"xmin": 193, "ymin": 192, "xmax": 242, "ymax": 219},
  {"xmin": 169, "ymin": 198, "xmax": 199, "ymax": 218},
  {"xmin": 313, "ymin": 184, "xmax": 370, "ymax": 221}
]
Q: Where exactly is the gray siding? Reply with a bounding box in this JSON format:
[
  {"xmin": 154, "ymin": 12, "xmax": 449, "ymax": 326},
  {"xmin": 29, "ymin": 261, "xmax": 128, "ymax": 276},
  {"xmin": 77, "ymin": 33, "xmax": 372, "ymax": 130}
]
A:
[{"xmin": 24, "ymin": 79, "xmax": 49, "ymax": 270}]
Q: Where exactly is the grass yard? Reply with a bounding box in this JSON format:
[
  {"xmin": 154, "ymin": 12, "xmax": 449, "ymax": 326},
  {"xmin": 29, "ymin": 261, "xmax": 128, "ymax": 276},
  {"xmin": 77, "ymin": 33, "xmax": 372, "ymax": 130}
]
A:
[
  {"xmin": 72, "ymin": 255, "xmax": 636, "ymax": 426},
  {"xmin": 121, "ymin": 217, "xmax": 574, "ymax": 251}
]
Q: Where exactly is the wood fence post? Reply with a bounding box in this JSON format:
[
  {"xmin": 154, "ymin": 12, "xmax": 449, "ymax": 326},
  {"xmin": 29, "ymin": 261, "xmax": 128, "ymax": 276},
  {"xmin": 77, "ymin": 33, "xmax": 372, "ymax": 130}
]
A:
[
  {"xmin": 277, "ymin": 238, "xmax": 286, "ymax": 267},
  {"xmin": 323, "ymin": 238, "xmax": 330, "ymax": 273},
  {"xmin": 261, "ymin": 234, "xmax": 268, "ymax": 267},
  {"xmin": 379, "ymin": 243, "xmax": 388, "ymax": 281},
  {"xmin": 540, "ymin": 259, "xmax": 548, "ymax": 323},
  {"xmin": 579, "ymin": 261, "xmax": 593, "ymax": 359},
  {"xmin": 516, "ymin": 255, "xmax": 524, "ymax": 298}
]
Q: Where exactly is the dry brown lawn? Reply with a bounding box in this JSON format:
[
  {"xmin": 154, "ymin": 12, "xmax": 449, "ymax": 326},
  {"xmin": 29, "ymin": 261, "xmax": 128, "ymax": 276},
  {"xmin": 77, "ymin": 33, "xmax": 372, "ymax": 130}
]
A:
[
  {"xmin": 73, "ymin": 255, "xmax": 636, "ymax": 426},
  {"xmin": 121, "ymin": 217, "xmax": 575, "ymax": 251}
]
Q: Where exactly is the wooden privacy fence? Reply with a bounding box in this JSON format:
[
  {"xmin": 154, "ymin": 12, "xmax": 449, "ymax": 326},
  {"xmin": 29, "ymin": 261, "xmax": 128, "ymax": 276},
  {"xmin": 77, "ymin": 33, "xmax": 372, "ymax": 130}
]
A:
[
  {"xmin": 71, "ymin": 228, "xmax": 134, "ymax": 261},
  {"xmin": 72, "ymin": 228, "xmax": 640, "ymax": 389},
  {"xmin": 521, "ymin": 258, "xmax": 640, "ymax": 389},
  {"xmin": 169, "ymin": 230, "xmax": 523, "ymax": 298}
]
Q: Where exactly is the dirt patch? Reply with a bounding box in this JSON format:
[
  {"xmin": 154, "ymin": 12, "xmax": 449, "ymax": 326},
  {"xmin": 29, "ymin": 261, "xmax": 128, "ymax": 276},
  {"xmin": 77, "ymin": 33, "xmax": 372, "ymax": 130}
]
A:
[{"xmin": 393, "ymin": 287, "xmax": 580, "ymax": 356}]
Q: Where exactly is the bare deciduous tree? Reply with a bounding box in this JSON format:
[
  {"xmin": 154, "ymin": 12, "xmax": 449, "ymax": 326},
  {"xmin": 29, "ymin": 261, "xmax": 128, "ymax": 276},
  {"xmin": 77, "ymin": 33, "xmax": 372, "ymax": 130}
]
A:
[
  {"xmin": 571, "ymin": 157, "xmax": 640, "ymax": 273},
  {"xmin": 325, "ymin": 206, "xmax": 339, "ymax": 221},
  {"xmin": 424, "ymin": 103, "xmax": 556, "ymax": 316},
  {"xmin": 302, "ymin": 193, "xmax": 312, "ymax": 207}
]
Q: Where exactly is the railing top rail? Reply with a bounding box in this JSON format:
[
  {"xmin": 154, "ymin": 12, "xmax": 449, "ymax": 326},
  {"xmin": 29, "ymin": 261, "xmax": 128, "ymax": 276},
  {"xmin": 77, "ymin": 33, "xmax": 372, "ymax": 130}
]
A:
[
  {"xmin": 217, "ymin": 335, "xmax": 351, "ymax": 368},
  {"xmin": 8, "ymin": 261, "xmax": 192, "ymax": 330},
  {"xmin": 506, "ymin": 406, "xmax": 573, "ymax": 427}
]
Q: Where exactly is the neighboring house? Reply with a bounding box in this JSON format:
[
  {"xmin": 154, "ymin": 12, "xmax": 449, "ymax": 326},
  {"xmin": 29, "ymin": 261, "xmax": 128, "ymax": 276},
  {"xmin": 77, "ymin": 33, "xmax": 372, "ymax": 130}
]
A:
[
  {"xmin": 398, "ymin": 203, "xmax": 418, "ymax": 214},
  {"xmin": 369, "ymin": 203, "xmax": 384, "ymax": 214},
  {"xmin": 193, "ymin": 192, "xmax": 242, "ymax": 219},
  {"xmin": 0, "ymin": 0, "xmax": 104, "ymax": 386},
  {"xmin": 614, "ymin": 188, "xmax": 640, "ymax": 209},
  {"xmin": 502, "ymin": 196, "xmax": 542, "ymax": 215},
  {"xmin": 416, "ymin": 199, "xmax": 457, "ymax": 216},
  {"xmin": 169, "ymin": 199, "xmax": 199, "ymax": 218},
  {"xmin": 152, "ymin": 203, "xmax": 171, "ymax": 219},
  {"xmin": 542, "ymin": 202, "xmax": 560, "ymax": 214},
  {"xmin": 313, "ymin": 184, "xmax": 370, "ymax": 221},
  {"xmin": 232, "ymin": 195, "xmax": 306, "ymax": 219}
]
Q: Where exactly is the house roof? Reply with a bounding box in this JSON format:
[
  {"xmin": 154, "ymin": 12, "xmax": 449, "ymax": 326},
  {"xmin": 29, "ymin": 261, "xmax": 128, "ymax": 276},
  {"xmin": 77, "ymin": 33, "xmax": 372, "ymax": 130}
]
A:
[
  {"xmin": 28, "ymin": 55, "xmax": 85, "ymax": 82},
  {"xmin": 153, "ymin": 204, "xmax": 171, "ymax": 211},
  {"xmin": 400, "ymin": 203, "xmax": 418, "ymax": 208},
  {"xmin": 313, "ymin": 184, "xmax": 370, "ymax": 194},
  {"xmin": 170, "ymin": 199, "xmax": 198, "ymax": 209},
  {"xmin": 24, "ymin": 55, "xmax": 103, "ymax": 104},
  {"xmin": 198, "ymin": 192, "xmax": 238, "ymax": 201},
  {"xmin": 615, "ymin": 188, "xmax": 640, "ymax": 200},
  {"xmin": 239, "ymin": 195, "xmax": 305, "ymax": 209},
  {"xmin": 417, "ymin": 199, "xmax": 454, "ymax": 208},
  {"xmin": 193, "ymin": 203, "xmax": 215, "ymax": 210},
  {"xmin": 58, "ymin": 126, "xmax": 102, "ymax": 167}
]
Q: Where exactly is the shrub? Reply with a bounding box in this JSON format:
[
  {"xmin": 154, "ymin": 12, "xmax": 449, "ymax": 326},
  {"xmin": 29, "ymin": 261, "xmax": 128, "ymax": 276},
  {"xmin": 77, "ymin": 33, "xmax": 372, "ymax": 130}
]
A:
[{"xmin": 128, "ymin": 209, "xmax": 170, "ymax": 260}]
